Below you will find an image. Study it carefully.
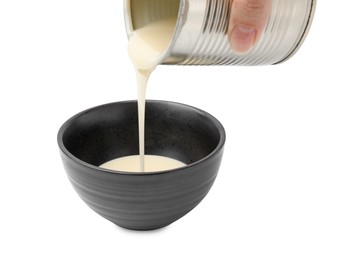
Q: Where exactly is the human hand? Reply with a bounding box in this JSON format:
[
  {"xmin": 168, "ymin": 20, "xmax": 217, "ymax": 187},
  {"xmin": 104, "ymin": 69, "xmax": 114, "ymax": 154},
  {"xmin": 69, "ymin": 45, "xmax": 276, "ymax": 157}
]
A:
[{"xmin": 229, "ymin": 0, "xmax": 272, "ymax": 53}]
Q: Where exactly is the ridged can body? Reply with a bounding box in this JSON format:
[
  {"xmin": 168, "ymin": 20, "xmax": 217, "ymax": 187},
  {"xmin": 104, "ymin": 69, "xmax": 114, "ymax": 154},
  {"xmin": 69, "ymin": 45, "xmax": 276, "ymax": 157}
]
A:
[{"xmin": 124, "ymin": 0, "xmax": 316, "ymax": 65}]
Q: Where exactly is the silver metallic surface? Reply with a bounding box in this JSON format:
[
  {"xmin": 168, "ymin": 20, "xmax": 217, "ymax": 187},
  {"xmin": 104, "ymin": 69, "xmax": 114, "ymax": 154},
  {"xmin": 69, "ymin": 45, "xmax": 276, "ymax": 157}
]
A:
[{"xmin": 124, "ymin": 0, "xmax": 316, "ymax": 65}]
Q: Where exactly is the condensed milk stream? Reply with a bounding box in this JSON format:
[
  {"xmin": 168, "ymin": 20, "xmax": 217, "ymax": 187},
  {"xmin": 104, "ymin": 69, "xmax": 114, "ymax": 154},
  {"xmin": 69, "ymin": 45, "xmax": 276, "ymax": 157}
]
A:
[{"xmin": 100, "ymin": 16, "xmax": 185, "ymax": 173}]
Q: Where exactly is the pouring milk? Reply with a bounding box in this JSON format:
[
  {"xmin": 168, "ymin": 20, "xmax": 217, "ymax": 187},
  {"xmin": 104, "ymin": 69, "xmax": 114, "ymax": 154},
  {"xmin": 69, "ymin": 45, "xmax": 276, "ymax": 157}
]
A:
[{"xmin": 100, "ymin": 16, "xmax": 185, "ymax": 173}]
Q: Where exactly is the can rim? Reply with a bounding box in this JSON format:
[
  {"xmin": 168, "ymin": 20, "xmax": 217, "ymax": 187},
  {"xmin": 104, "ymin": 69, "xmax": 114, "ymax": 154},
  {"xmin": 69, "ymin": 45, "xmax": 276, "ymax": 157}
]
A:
[{"xmin": 274, "ymin": 0, "xmax": 317, "ymax": 64}]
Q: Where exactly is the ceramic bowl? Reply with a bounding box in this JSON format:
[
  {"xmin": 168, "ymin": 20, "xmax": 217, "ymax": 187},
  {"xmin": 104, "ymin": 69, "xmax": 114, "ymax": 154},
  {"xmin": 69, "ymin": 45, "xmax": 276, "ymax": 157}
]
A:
[{"xmin": 57, "ymin": 100, "xmax": 225, "ymax": 230}]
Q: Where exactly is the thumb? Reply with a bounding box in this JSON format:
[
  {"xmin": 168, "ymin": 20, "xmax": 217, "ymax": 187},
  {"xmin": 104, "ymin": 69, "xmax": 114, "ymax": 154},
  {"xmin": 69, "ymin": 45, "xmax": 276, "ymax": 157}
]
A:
[{"xmin": 229, "ymin": 0, "xmax": 272, "ymax": 54}]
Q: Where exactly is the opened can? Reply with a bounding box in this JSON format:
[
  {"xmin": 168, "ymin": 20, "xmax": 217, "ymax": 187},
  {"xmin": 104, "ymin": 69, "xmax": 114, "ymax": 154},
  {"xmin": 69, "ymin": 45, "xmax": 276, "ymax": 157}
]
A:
[{"xmin": 124, "ymin": 0, "xmax": 316, "ymax": 65}]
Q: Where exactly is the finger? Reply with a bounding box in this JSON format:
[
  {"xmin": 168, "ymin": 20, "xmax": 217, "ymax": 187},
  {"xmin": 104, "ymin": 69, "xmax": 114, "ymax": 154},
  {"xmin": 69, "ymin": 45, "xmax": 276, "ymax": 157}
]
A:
[{"xmin": 229, "ymin": 0, "xmax": 272, "ymax": 54}]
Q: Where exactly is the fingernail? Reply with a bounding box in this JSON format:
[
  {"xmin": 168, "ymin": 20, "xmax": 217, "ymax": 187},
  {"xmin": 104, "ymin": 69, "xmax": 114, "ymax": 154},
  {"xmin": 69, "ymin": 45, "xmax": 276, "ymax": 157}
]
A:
[{"xmin": 230, "ymin": 25, "xmax": 257, "ymax": 54}]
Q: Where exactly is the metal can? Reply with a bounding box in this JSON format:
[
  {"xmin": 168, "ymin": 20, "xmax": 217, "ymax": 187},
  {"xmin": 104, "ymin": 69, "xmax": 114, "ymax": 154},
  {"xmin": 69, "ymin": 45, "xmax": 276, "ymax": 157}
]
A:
[{"xmin": 124, "ymin": 0, "xmax": 316, "ymax": 65}]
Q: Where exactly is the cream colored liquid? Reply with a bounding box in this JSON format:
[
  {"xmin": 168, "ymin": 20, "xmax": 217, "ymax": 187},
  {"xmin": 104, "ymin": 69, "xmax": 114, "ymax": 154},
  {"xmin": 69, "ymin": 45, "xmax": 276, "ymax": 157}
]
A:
[
  {"xmin": 100, "ymin": 155, "xmax": 185, "ymax": 173},
  {"xmin": 100, "ymin": 16, "xmax": 183, "ymax": 173},
  {"xmin": 127, "ymin": 16, "xmax": 177, "ymax": 71},
  {"xmin": 129, "ymin": 17, "xmax": 177, "ymax": 171}
]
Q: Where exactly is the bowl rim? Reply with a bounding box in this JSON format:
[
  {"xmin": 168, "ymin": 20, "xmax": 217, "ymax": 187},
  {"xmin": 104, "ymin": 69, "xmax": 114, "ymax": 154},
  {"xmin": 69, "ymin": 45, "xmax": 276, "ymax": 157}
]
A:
[{"xmin": 57, "ymin": 100, "xmax": 226, "ymax": 176}]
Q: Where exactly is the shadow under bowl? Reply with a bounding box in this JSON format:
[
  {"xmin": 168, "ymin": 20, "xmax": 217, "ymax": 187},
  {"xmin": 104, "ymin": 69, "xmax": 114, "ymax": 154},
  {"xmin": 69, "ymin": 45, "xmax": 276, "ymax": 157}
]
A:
[{"xmin": 57, "ymin": 100, "xmax": 225, "ymax": 230}]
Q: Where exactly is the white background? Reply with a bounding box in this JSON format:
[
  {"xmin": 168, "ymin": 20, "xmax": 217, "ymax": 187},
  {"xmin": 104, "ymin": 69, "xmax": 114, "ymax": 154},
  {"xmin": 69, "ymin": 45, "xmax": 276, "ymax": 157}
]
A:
[{"xmin": 1, "ymin": 1, "xmax": 350, "ymax": 259}]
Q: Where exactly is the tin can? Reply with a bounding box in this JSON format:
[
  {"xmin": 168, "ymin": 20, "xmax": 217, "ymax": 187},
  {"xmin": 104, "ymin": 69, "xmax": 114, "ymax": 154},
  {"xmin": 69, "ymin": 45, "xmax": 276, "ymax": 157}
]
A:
[{"xmin": 124, "ymin": 0, "xmax": 316, "ymax": 65}]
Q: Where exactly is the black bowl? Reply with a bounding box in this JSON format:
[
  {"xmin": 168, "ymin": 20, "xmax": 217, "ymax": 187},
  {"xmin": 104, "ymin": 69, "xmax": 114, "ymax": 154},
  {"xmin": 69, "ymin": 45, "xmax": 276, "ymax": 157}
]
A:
[{"xmin": 57, "ymin": 100, "xmax": 225, "ymax": 230}]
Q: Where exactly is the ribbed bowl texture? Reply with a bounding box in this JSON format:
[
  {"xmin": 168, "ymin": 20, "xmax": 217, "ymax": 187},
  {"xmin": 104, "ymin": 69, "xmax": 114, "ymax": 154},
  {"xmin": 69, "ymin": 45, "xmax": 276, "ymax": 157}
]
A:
[{"xmin": 57, "ymin": 100, "xmax": 225, "ymax": 230}]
